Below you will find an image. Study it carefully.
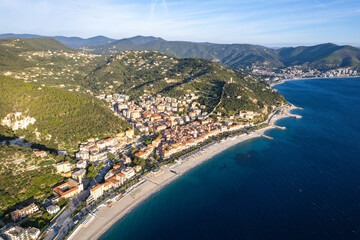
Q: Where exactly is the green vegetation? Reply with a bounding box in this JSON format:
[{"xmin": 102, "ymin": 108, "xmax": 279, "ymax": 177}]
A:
[
  {"xmin": 144, "ymin": 138, "xmax": 153, "ymax": 146},
  {"xmin": 107, "ymin": 152, "xmax": 115, "ymax": 159},
  {"xmin": 91, "ymin": 38, "xmax": 360, "ymax": 70},
  {"xmin": 0, "ymin": 77, "xmax": 129, "ymax": 152},
  {"xmin": 22, "ymin": 212, "xmax": 54, "ymax": 231},
  {"xmin": 86, "ymin": 163, "xmax": 98, "ymax": 178},
  {"xmin": 0, "ymin": 156, "xmax": 64, "ymax": 210}
]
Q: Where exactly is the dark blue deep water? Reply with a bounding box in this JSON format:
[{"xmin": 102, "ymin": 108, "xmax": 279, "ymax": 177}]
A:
[{"xmin": 100, "ymin": 78, "xmax": 360, "ymax": 240}]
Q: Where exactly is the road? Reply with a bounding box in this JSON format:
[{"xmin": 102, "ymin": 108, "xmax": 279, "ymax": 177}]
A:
[{"xmin": 44, "ymin": 190, "xmax": 89, "ymax": 240}]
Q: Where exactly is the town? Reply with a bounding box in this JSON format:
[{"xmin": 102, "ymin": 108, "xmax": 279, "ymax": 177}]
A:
[
  {"xmin": 0, "ymin": 92, "xmax": 262, "ymax": 240},
  {"xmin": 250, "ymin": 65, "xmax": 359, "ymax": 82}
]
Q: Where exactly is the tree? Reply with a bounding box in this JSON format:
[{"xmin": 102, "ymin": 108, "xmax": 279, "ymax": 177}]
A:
[
  {"xmin": 87, "ymin": 163, "xmax": 95, "ymax": 172},
  {"xmin": 107, "ymin": 152, "xmax": 115, "ymax": 159},
  {"xmin": 144, "ymin": 138, "xmax": 153, "ymax": 146},
  {"xmin": 131, "ymin": 147, "xmax": 138, "ymax": 155}
]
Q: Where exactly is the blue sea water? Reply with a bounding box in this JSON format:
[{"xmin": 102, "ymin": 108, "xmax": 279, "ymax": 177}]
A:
[{"xmin": 100, "ymin": 78, "xmax": 360, "ymax": 240}]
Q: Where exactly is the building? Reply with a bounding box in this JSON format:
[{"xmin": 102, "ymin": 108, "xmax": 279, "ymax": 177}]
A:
[
  {"xmin": 125, "ymin": 129, "xmax": 134, "ymax": 139},
  {"xmin": 10, "ymin": 203, "xmax": 39, "ymax": 222},
  {"xmin": 3, "ymin": 226, "xmax": 29, "ymax": 240},
  {"xmin": 103, "ymin": 181, "xmax": 112, "ymax": 192},
  {"xmin": 53, "ymin": 179, "xmax": 83, "ymax": 199},
  {"xmin": 115, "ymin": 173, "xmax": 126, "ymax": 185},
  {"xmin": 27, "ymin": 227, "xmax": 40, "ymax": 240},
  {"xmin": 76, "ymin": 159, "xmax": 87, "ymax": 169},
  {"xmin": 134, "ymin": 165, "xmax": 142, "ymax": 173},
  {"xmin": 121, "ymin": 167, "xmax": 135, "ymax": 180},
  {"xmin": 90, "ymin": 184, "xmax": 104, "ymax": 201},
  {"xmin": 56, "ymin": 162, "xmax": 71, "ymax": 174},
  {"xmin": 46, "ymin": 205, "xmax": 60, "ymax": 215},
  {"xmin": 75, "ymin": 151, "xmax": 89, "ymax": 160},
  {"xmin": 72, "ymin": 169, "xmax": 86, "ymax": 183},
  {"xmin": 33, "ymin": 150, "xmax": 47, "ymax": 157},
  {"xmin": 89, "ymin": 151, "xmax": 107, "ymax": 162}
]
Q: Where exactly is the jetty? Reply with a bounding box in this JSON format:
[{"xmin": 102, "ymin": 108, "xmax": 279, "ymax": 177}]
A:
[
  {"xmin": 287, "ymin": 113, "xmax": 302, "ymax": 119},
  {"xmin": 261, "ymin": 135, "xmax": 273, "ymax": 140},
  {"xmin": 274, "ymin": 125, "xmax": 286, "ymax": 130}
]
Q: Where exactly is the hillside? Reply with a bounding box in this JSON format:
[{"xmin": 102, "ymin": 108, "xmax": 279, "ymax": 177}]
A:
[
  {"xmin": 0, "ymin": 33, "xmax": 116, "ymax": 48},
  {"xmin": 0, "ymin": 37, "xmax": 285, "ymax": 117},
  {"xmin": 2, "ymin": 34, "xmax": 359, "ymax": 71},
  {"xmin": 0, "ymin": 37, "xmax": 72, "ymax": 71},
  {"xmin": 90, "ymin": 37, "xmax": 360, "ymax": 70},
  {"xmin": 0, "ymin": 144, "xmax": 64, "ymax": 211},
  {"xmin": 82, "ymin": 51, "xmax": 285, "ymax": 115},
  {"xmin": 0, "ymin": 77, "xmax": 129, "ymax": 152}
]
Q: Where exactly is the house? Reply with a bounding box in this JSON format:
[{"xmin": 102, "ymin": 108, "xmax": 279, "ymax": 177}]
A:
[
  {"xmin": 46, "ymin": 205, "xmax": 60, "ymax": 215},
  {"xmin": 56, "ymin": 162, "xmax": 71, "ymax": 174},
  {"xmin": 33, "ymin": 150, "xmax": 47, "ymax": 157},
  {"xmin": 11, "ymin": 203, "xmax": 39, "ymax": 222}
]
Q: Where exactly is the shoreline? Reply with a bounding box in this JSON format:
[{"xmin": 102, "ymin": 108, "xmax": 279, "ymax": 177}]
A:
[
  {"xmin": 270, "ymin": 76, "xmax": 360, "ymax": 86},
  {"xmin": 68, "ymin": 106, "xmax": 298, "ymax": 240}
]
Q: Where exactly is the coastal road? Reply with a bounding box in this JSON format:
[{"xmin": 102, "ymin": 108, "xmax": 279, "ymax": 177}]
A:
[{"xmin": 44, "ymin": 190, "xmax": 89, "ymax": 240}]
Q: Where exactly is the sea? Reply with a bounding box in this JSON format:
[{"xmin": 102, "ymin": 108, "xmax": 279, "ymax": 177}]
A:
[{"xmin": 100, "ymin": 77, "xmax": 360, "ymax": 240}]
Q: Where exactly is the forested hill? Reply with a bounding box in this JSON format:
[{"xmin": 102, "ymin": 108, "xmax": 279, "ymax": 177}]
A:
[
  {"xmin": 90, "ymin": 37, "xmax": 360, "ymax": 70},
  {"xmin": 0, "ymin": 33, "xmax": 116, "ymax": 48},
  {"xmin": 0, "ymin": 37, "xmax": 285, "ymax": 117},
  {"xmin": 0, "ymin": 77, "xmax": 129, "ymax": 152},
  {"xmin": 81, "ymin": 51, "xmax": 286, "ymax": 116},
  {"xmin": 0, "ymin": 37, "xmax": 72, "ymax": 71},
  {"xmin": 2, "ymin": 35, "xmax": 359, "ymax": 70}
]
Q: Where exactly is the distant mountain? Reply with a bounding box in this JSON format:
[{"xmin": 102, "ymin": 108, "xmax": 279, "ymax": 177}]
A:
[
  {"xmin": 0, "ymin": 33, "xmax": 44, "ymax": 39},
  {"xmin": 125, "ymin": 35, "xmax": 165, "ymax": 45},
  {"xmin": 2, "ymin": 33, "xmax": 358, "ymax": 70},
  {"xmin": 53, "ymin": 35, "xmax": 116, "ymax": 48},
  {"xmin": 0, "ymin": 33, "xmax": 116, "ymax": 48},
  {"xmin": 91, "ymin": 38, "xmax": 360, "ymax": 70},
  {"xmin": 278, "ymin": 43, "xmax": 360, "ymax": 69}
]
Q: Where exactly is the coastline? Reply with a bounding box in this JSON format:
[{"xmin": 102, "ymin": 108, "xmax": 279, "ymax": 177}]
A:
[
  {"xmin": 270, "ymin": 76, "xmax": 360, "ymax": 87},
  {"xmin": 68, "ymin": 106, "xmax": 298, "ymax": 240}
]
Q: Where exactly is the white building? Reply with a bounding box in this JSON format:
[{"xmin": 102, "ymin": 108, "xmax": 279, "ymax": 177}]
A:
[
  {"xmin": 121, "ymin": 167, "xmax": 135, "ymax": 180},
  {"xmin": 46, "ymin": 205, "xmax": 60, "ymax": 215}
]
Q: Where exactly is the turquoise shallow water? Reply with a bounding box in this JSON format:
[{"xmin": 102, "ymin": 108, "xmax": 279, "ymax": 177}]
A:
[{"xmin": 100, "ymin": 77, "xmax": 360, "ymax": 240}]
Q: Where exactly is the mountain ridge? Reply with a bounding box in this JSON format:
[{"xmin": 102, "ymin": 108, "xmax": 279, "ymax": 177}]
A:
[{"xmin": 1, "ymin": 34, "xmax": 359, "ymax": 70}]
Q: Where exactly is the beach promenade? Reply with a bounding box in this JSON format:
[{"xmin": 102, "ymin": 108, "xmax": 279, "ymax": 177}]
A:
[{"xmin": 69, "ymin": 106, "xmax": 297, "ymax": 240}]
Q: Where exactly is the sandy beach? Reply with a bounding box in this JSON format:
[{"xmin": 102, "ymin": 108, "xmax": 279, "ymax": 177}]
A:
[{"xmin": 68, "ymin": 105, "xmax": 298, "ymax": 240}]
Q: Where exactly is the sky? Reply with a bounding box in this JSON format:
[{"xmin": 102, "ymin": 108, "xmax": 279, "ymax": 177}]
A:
[{"xmin": 0, "ymin": 0, "xmax": 359, "ymax": 47}]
